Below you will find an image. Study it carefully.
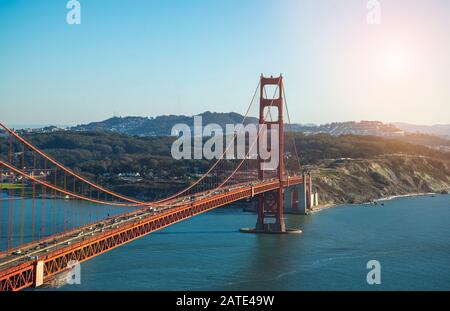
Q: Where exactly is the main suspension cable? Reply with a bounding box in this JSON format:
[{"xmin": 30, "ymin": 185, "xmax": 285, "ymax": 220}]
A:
[{"xmin": 283, "ymin": 85, "xmax": 302, "ymax": 173}]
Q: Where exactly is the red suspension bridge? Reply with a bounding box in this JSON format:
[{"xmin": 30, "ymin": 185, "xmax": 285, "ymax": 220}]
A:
[{"xmin": 0, "ymin": 75, "xmax": 314, "ymax": 291}]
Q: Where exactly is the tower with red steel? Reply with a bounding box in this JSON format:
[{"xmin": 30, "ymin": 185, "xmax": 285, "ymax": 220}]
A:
[{"xmin": 255, "ymin": 74, "xmax": 286, "ymax": 233}]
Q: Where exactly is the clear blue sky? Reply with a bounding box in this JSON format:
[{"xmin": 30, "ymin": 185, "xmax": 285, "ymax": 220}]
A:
[{"xmin": 1, "ymin": 0, "xmax": 449, "ymax": 126}]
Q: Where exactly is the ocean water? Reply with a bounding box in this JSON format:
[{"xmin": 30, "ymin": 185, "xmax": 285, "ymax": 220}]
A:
[
  {"xmin": 2, "ymin": 193, "xmax": 450, "ymax": 290},
  {"xmin": 60, "ymin": 194, "xmax": 450, "ymax": 291}
]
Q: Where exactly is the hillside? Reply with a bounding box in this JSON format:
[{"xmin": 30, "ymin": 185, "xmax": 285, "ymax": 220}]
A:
[
  {"xmin": 394, "ymin": 122, "xmax": 450, "ymax": 138},
  {"xmin": 389, "ymin": 133, "xmax": 450, "ymax": 151},
  {"xmin": 5, "ymin": 131, "xmax": 448, "ymax": 204},
  {"xmin": 311, "ymin": 155, "xmax": 450, "ymax": 206},
  {"xmin": 291, "ymin": 132, "xmax": 449, "ymax": 164}
]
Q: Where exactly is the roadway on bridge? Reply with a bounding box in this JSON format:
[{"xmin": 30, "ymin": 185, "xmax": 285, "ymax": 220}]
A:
[{"xmin": 0, "ymin": 181, "xmax": 268, "ymax": 274}]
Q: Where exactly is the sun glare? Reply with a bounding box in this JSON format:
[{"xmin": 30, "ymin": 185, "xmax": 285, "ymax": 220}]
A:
[{"xmin": 380, "ymin": 45, "xmax": 412, "ymax": 77}]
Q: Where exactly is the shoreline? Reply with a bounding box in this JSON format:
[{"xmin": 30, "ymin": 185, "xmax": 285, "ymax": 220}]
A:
[
  {"xmin": 310, "ymin": 191, "xmax": 446, "ymax": 214},
  {"xmin": 375, "ymin": 192, "xmax": 437, "ymax": 202}
]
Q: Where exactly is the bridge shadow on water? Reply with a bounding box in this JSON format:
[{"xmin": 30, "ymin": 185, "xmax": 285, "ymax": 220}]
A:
[{"xmin": 207, "ymin": 212, "xmax": 315, "ymax": 291}]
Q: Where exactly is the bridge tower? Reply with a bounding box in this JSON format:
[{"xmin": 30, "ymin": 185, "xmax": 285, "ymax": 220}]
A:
[{"xmin": 255, "ymin": 74, "xmax": 286, "ymax": 233}]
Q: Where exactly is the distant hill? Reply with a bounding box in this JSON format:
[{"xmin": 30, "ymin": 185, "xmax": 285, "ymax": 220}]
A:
[
  {"xmin": 289, "ymin": 121, "xmax": 404, "ymax": 137},
  {"xmin": 69, "ymin": 112, "xmax": 259, "ymax": 136},
  {"xmin": 391, "ymin": 133, "xmax": 450, "ymax": 151},
  {"xmin": 394, "ymin": 122, "xmax": 450, "ymax": 138},
  {"xmin": 19, "ymin": 112, "xmax": 449, "ymax": 151},
  {"xmin": 67, "ymin": 112, "xmax": 406, "ymax": 138}
]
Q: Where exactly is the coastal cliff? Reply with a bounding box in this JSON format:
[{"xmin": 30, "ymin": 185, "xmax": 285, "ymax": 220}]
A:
[{"xmin": 311, "ymin": 155, "xmax": 450, "ymax": 206}]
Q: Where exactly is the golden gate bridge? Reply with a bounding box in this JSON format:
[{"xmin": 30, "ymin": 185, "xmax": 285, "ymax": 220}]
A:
[{"xmin": 0, "ymin": 75, "xmax": 314, "ymax": 291}]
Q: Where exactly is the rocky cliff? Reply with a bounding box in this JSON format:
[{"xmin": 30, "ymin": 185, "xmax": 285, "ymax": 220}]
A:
[{"xmin": 311, "ymin": 155, "xmax": 450, "ymax": 206}]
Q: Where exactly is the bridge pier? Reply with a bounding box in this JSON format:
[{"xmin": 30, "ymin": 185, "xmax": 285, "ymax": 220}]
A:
[
  {"xmin": 284, "ymin": 173, "xmax": 314, "ymax": 215},
  {"xmin": 284, "ymin": 186, "xmax": 304, "ymax": 215},
  {"xmin": 254, "ymin": 190, "xmax": 287, "ymax": 233},
  {"xmin": 240, "ymin": 188, "xmax": 301, "ymax": 234}
]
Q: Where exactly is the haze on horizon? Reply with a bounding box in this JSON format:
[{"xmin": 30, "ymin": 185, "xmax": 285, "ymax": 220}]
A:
[{"xmin": 1, "ymin": 0, "xmax": 449, "ymax": 126}]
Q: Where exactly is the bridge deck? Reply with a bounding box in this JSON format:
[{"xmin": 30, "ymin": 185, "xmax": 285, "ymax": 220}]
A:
[{"xmin": 0, "ymin": 177, "xmax": 302, "ymax": 291}]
